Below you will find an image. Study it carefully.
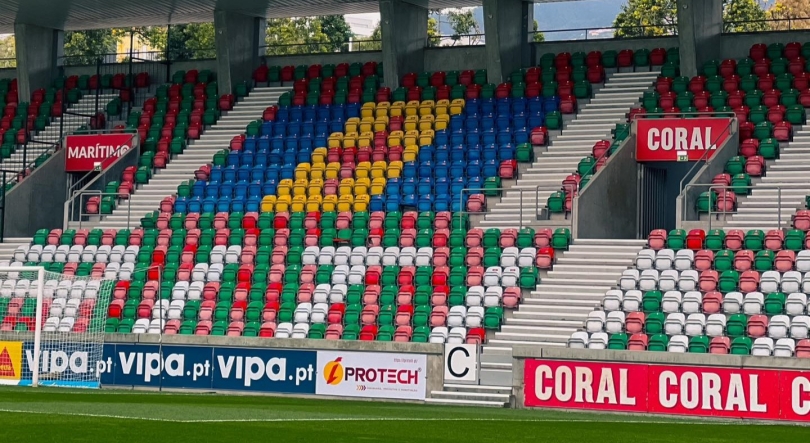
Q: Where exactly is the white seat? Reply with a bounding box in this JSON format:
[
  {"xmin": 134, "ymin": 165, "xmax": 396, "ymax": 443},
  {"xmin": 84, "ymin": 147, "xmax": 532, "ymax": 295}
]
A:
[
  {"xmin": 132, "ymin": 318, "xmax": 150, "ymax": 334},
  {"xmin": 334, "ymin": 246, "xmax": 351, "ymax": 266},
  {"xmin": 658, "ymin": 270, "xmax": 678, "ymax": 291},
  {"xmin": 751, "ymin": 337, "xmax": 774, "ymax": 357},
  {"xmin": 603, "ymin": 290, "xmax": 623, "ymax": 312},
  {"xmin": 759, "ymin": 271, "xmax": 781, "ymax": 294},
  {"xmin": 348, "ymin": 265, "xmax": 365, "ymax": 285},
  {"xmin": 398, "ymin": 247, "xmax": 416, "ymax": 266},
  {"xmin": 500, "ymin": 247, "xmax": 519, "ymax": 267},
  {"xmin": 448, "ymin": 306, "xmax": 467, "ymax": 328},
  {"xmin": 786, "ymin": 292, "xmax": 808, "ymax": 316},
  {"xmin": 210, "ymin": 245, "xmax": 226, "ymax": 264},
  {"xmin": 518, "ymin": 247, "xmax": 537, "ymax": 268},
  {"xmin": 365, "ymin": 247, "xmax": 383, "ymax": 266},
  {"xmin": 706, "ymin": 314, "xmax": 727, "ymax": 337},
  {"xmin": 64, "ymin": 299, "xmax": 80, "ymax": 318},
  {"xmin": 53, "ymin": 245, "xmax": 70, "ymax": 262},
  {"xmin": 568, "ymin": 331, "xmax": 589, "ymax": 348},
  {"xmin": 57, "ymin": 317, "xmax": 75, "ymax": 332},
  {"xmin": 331, "ymin": 265, "xmax": 349, "ymax": 285},
  {"xmin": 294, "ymin": 302, "xmax": 312, "ymax": 323},
  {"xmin": 84, "ymin": 281, "xmax": 100, "ymax": 299},
  {"xmin": 69, "ymin": 281, "xmax": 86, "ymax": 299},
  {"xmin": 638, "ymin": 270, "xmax": 659, "ymax": 291},
  {"xmin": 167, "ymin": 300, "xmax": 184, "ymax": 320},
  {"xmin": 319, "ymin": 246, "xmax": 336, "ymax": 265},
  {"xmin": 586, "ymin": 311, "xmax": 606, "ymax": 333},
  {"xmin": 782, "ymin": 271, "xmax": 802, "ymax": 294},
  {"xmin": 225, "ymin": 245, "xmax": 241, "ymax": 264},
  {"xmin": 429, "ymin": 326, "xmax": 448, "ymax": 344},
  {"xmin": 655, "ymin": 249, "xmax": 675, "ymax": 270},
  {"xmin": 192, "ymin": 263, "xmax": 209, "ymax": 282},
  {"xmin": 664, "ymin": 312, "xmax": 686, "ymax": 335},
  {"xmin": 774, "ymin": 338, "xmax": 796, "ymax": 357},
  {"xmin": 0, "ymin": 280, "xmax": 11, "ymax": 298},
  {"xmin": 501, "ymin": 266, "xmax": 519, "ymax": 287},
  {"xmin": 635, "ymin": 249, "xmax": 655, "ymax": 270},
  {"xmin": 108, "ymin": 245, "xmax": 125, "ymax": 263},
  {"xmin": 206, "ymin": 263, "xmax": 223, "ymax": 282},
  {"xmin": 55, "ymin": 280, "xmax": 72, "ymax": 299},
  {"xmin": 587, "ymin": 332, "xmax": 609, "ymax": 350},
  {"xmin": 122, "ymin": 245, "xmax": 139, "ymax": 263},
  {"xmin": 465, "ymin": 306, "xmax": 484, "ymax": 328},
  {"xmin": 67, "ymin": 245, "xmax": 83, "ymax": 263},
  {"xmin": 302, "ymin": 246, "xmax": 319, "ymax": 265},
  {"xmin": 313, "ymin": 284, "xmax": 331, "ymax": 304},
  {"xmin": 275, "ymin": 322, "xmax": 293, "ymax": 338},
  {"xmin": 329, "ymin": 284, "xmax": 347, "ymax": 304},
  {"xmin": 769, "ymin": 315, "xmax": 790, "ymax": 339},
  {"xmin": 104, "ymin": 263, "xmax": 120, "ymax": 280},
  {"xmin": 152, "ymin": 299, "xmax": 169, "ymax": 319},
  {"xmin": 622, "ymin": 290, "xmax": 642, "ymax": 312},
  {"xmin": 382, "ymin": 247, "xmax": 399, "ymax": 266},
  {"xmin": 677, "ymin": 270, "xmax": 698, "ymax": 292},
  {"xmin": 802, "ymin": 272, "xmax": 810, "ymax": 293},
  {"xmin": 483, "ymin": 287, "xmax": 503, "ymax": 307},
  {"xmin": 40, "ymin": 245, "xmax": 56, "ymax": 262},
  {"xmin": 187, "ymin": 282, "xmax": 204, "ymax": 301},
  {"xmin": 465, "ymin": 286, "xmax": 484, "ymax": 307},
  {"xmin": 483, "ymin": 266, "xmax": 502, "ymax": 287},
  {"xmin": 674, "ymin": 249, "xmax": 694, "ymax": 271},
  {"xmin": 81, "ymin": 245, "xmax": 98, "ymax": 263},
  {"xmin": 42, "ymin": 280, "xmax": 58, "ymax": 299},
  {"xmin": 350, "ymin": 247, "xmax": 368, "ymax": 266},
  {"xmin": 49, "ymin": 298, "xmax": 66, "ymax": 318},
  {"xmin": 27, "ymin": 245, "xmax": 43, "ymax": 263},
  {"xmin": 662, "ymin": 291, "xmax": 682, "ymax": 314},
  {"xmin": 685, "ymin": 313, "xmax": 706, "ymax": 336},
  {"xmin": 27, "ymin": 280, "xmax": 40, "ymax": 298},
  {"xmin": 96, "ymin": 245, "xmax": 112, "ymax": 263},
  {"xmin": 172, "ymin": 282, "xmax": 190, "ymax": 300},
  {"xmin": 605, "ymin": 311, "xmax": 625, "ymax": 335},
  {"xmin": 667, "ymin": 335, "xmax": 689, "ymax": 353},
  {"xmin": 13, "ymin": 245, "xmax": 29, "ymax": 263},
  {"xmin": 619, "ymin": 270, "xmax": 639, "ymax": 291},
  {"xmin": 13, "ymin": 280, "xmax": 29, "ymax": 299},
  {"xmin": 798, "ymin": 250, "xmax": 810, "ymax": 272},
  {"xmin": 791, "ymin": 316, "xmax": 810, "ymax": 339},
  {"xmin": 311, "ymin": 303, "xmax": 328, "ymax": 324},
  {"xmin": 742, "ymin": 291, "xmax": 764, "ymax": 315},
  {"xmin": 447, "ymin": 327, "xmax": 467, "ymax": 344},
  {"xmin": 723, "ymin": 291, "xmax": 744, "ymax": 314},
  {"xmin": 416, "ymin": 247, "xmax": 433, "ymax": 266},
  {"xmin": 43, "ymin": 316, "xmax": 59, "ymax": 332},
  {"xmin": 147, "ymin": 319, "xmax": 165, "ymax": 334}
]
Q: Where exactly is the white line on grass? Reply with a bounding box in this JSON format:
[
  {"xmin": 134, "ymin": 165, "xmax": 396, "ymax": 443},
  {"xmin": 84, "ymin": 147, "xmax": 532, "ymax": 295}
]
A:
[{"xmin": 0, "ymin": 408, "xmax": 797, "ymax": 426}]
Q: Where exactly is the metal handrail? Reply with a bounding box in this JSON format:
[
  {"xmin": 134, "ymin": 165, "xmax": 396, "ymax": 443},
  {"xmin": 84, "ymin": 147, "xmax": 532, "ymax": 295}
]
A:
[
  {"xmin": 65, "ymin": 131, "xmax": 138, "ymax": 199},
  {"xmin": 683, "ymin": 183, "xmax": 784, "ymax": 231},
  {"xmin": 724, "ymin": 17, "xmax": 810, "ymax": 33},
  {"xmin": 457, "ymin": 184, "xmax": 573, "ymax": 230},
  {"xmin": 531, "ymin": 24, "xmax": 678, "ymax": 41},
  {"xmin": 70, "ymin": 191, "xmax": 132, "ymax": 230}
]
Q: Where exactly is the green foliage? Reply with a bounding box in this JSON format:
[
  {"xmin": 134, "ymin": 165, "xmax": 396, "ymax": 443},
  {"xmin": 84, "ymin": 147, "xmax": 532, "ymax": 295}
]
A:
[
  {"xmin": 0, "ymin": 36, "xmax": 15, "ymax": 68},
  {"xmin": 264, "ymin": 16, "xmax": 354, "ymax": 55},
  {"xmin": 613, "ymin": 0, "xmax": 768, "ymax": 37},
  {"xmin": 63, "ymin": 30, "xmax": 118, "ymax": 65},
  {"xmin": 353, "ymin": 23, "xmax": 383, "ymax": 51},
  {"xmin": 318, "ymin": 16, "xmax": 353, "ymax": 52},
  {"xmin": 533, "ymin": 20, "xmax": 546, "ymax": 43},
  {"xmin": 446, "ymin": 8, "xmax": 482, "ymax": 45},
  {"xmin": 724, "ymin": 0, "xmax": 769, "ymax": 32}
]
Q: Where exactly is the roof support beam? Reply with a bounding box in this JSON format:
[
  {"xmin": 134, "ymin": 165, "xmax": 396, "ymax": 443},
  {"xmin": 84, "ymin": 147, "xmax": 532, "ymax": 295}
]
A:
[
  {"xmin": 15, "ymin": 23, "xmax": 63, "ymax": 106},
  {"xmin": 482, "ymin": 0, "xmax": 533, "ymax": 84},
  {"xmin": 380, "ymin": 0, "xmax": 428, "ymax": 88},
  {"xmin": 677, "ymin": 0, "xmax": 723, "ymax": 77},
  {"xmin": 214, "ymin": 10, "xmax": 265, "ymax": 97}
]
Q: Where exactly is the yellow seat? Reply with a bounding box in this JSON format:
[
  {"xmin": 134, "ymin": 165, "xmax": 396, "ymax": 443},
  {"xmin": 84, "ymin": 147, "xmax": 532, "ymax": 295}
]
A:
[
  {"xmin": 294, "ymin": 163, "xmax": 311, "ymax": 181},
  {"xmin": 342, "ymin": 132, "xmax": 358, "ymax": 149},
  {"xmin": 403, "ymin": 145, "xmax": 419, "ymax": 162},
  {"xmin": 404, "ymin": 115, "xmax": 419, "ymax": 132},
  {"xmin": 310, "ymin": 163, "xmax": 326, "ymax": 180},
  {"xmin": 373, "ymin": 116, "xmax": 389, "ymax": 132},
  {"xmin": 361, "ymin": 102, "xmax": 376, "ymax": 118},
  {"xmin": 434, "ymin": 114, "xmax": 449, "ymax": 131},
  {"xmin": 388, "ymin": 131, "xmax": 404, "ymax": 147},
  {"xmin": 375, "ymin": 102, "xmax": 390, "ymax": 118},
  {"xmin": 293, "ymin": 178, "xmax": 309, "ymax": 196},
  {"xmin": 337, "ymin": 194, "xmax": 354, "ymax": 213},
  {"xmin": 359, "ymin": 117, "xmax": 374, "ymax": 133},
  {"xmin": 387, "ymin": 161, "xmax": 403, "ymax": 179},
  {"xmin": 390, "ymin": 101, "xmax": 405, "ymax": 117},
  {"xmin": 344, "ymin": 118, "xmax": 360, "ymax": 134},
  {"xmin": 275, "ymin": 195, "xmax": 292, "ymax": 213},
  {"xmin": 325, "ymin": 163, "xmax": 341, "ymax": 180},
  {"xmin": 358, "ymin": 132, "xmax": 373, "ymax": 149},
  {"xmin": 355, "ymin": 161, "xmax": 371, "ymax": 179},
  {"xmin": 418, "ymin": 115, "xmax": 435, "ymax": 131},
  {"xmin": 370, "ymin": 178, "xmax": 387, "ymax": 195},
  {"xmin": 354, "ymin": 177, "xmax": 370, "ymax": 196},
  {"xmin": 435, "ymin": 99, "xmax": 450, "ymax": 116},
  {"xmin": 339, "ymin": 178, "xmax": 355, "ymax": 196},
  {"xmin": 291, "ymin": 195, "xmax": 307, "ymax": 213},
  {"xmin": 371, "ymin": 161, "xmax": 387, "ymax": 179},
  {"xmin": 260, "ymin": 195, "xmax": 276, "ymax": 212},
  {"xmin": 405, "ymin": 100, "xmax": 420, "ymax": 116},
  {"xmin": 277, "ymin": 179, "xmax": 294, "ymax": 197},
  {"xmin": 306, "ymin": 194, "xmax": 323, "ymax": 212},
  {"xmin": 404, "ymin": 130, "xmax": 419, "ymax": 147},
  {"xmin": 418, "ymin": 100, "xmax": 435, "ymax": 117},
  {"xmin": 354, "ymin": 194, "xmax": 370, "ymax": 212},
  {"xmin": 419, "ymin": 129, "xmax": 434, "ymax": 146},
  {"xmin": 322, "ymin": 195, "xmax": 338, "ymax": 212},
  {"xmin": 311, "ymin": 148, "xmax": 327, "ymax": 164},
  {"xmin": 328, "ymin": 132, "xmax": 344, "ymax": 148},
  {"xmin": 450, "ymin": 99, "xmax": 465, "ymax": 115}
]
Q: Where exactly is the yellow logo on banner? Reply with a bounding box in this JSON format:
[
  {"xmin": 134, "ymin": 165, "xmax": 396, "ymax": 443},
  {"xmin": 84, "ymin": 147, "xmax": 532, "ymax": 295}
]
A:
[
  {"xmin": 323, "ymin": 357, "xmax": 344, "ymax": 386},
  {"xmin": 0, "ymin": 341, "xmax": 22, "ymax": 381}
]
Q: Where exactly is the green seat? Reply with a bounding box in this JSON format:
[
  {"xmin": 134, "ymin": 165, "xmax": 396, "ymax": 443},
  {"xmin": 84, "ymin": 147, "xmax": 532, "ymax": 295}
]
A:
[
  {"xmin": 744, "ymin": 229, "xmax": 765, "ymax": 251},
  {"xmin": 667, "ymin": 229, "xmax": 686, "ymax": 249},
  {"xmin": 714, "ymin": 250, "xmax": 733, "ymax": 272},
  {"xmin": 705, "ymin": 229, "xmax": 726, "ymax": 251},
  {"xmin": 645, "ymin": 312, "xmax": 665, "ymax": 334},
  {"xmin": 754, "ymin": 250, "xmax": 774, "ymax": 271},
  {"xmin": 546, "ymin": 191, "xmax": 565, "ymax": 213},
  {"xmin": 552, "ymin": 228, "xmax": 571, "ymax": 250},
  {"xmin": 688, "ymin": 335, "xmax": 710, "ymax": 353},
  {"xmin": 308, "ymin": 323, "xmax": 326, "ymax": 339},
  {"xmin": 764, "ymin": 292, "xmax": 786, "ymax": 315},
  {"xmin": 642, "ymin": 291, "xmax": 663, "ymax": 313},
  {"xmin": 412, "ymin": 326, "xmax": 430, "ymax": 343},
  {"xmin": 608, "ymin": 333, "xmax": 628, "ymax": 350},
  {"xmin": 377, "ymin": 325, "xmax": 395, "ymax": 341},
  {"xmin": 520, "ymin": 267, "xmax": 539, "ymax": 289},
  {"xmin": 725, "ymin": 156, "xmax": 746, "ymax": 175},
  {"xmin": 483, "ymin": 307, "xmax": 503, "ymax": 329},
  {"xmin": 727, "ymin": 313, "xmax": 748, "ymax": 338},
  {"xmin": 786, "ymin": 229, "xmax": 804, "ymax": 251},
  {"xmin": 730, "ymin": 336, "xmax": 753, "ymax": 355},
  {"xmin": 719, "ymin": 270, "xmax": 739, "ymax": 292},
  {"xmin": 648, "ymin": 334, "xmax": 669, "ymax": 352},
  {"xmin": 695, "ymin": 191, "xmax": 716, "ymax": 213}
]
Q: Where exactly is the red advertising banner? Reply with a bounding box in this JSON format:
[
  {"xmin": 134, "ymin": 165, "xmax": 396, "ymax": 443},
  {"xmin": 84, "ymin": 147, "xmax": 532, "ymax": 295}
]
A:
[
  {"xmin": 524, "ymin": 359, "xmax": 810, "ymax": 421},
  {"xmin": 635, "ymin": 117, "xmax": 733, "ymax": 162},
  {"xmin": 65, "ymin": 134, "xmax": 136, "ymax": 172}
]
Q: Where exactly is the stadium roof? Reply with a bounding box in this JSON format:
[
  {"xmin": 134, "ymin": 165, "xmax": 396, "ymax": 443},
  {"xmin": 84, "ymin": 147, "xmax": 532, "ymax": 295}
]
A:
[{"xmin": 0, "ymin": 0, "xmax": 575, "ymax": 34}]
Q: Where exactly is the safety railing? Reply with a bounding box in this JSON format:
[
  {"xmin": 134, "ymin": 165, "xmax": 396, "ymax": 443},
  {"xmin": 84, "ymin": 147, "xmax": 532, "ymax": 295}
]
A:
[
  {"xmin": 0, "ymin": 168, "xmax": 20, "ymax": 241},
  {"xmin": 69, "ymin": 191, "xmax": 133, "ymax": 231},
  {"xmin": 724, "ymin": 17, "xmax": 810, "ymax": 33},
  {"xmin": 683, "ymin": 184, "xmax": 785, "ymax": 232},
  {"xmin": 457, "ymin": 184, "xmax": 573, "ymax": 230},
  {"xmin": 532, "ymin": 24, "xmax": 678, "ymax": 41},
  {"xmin": 261, "ymin": 40, "xmax": 382, "ymax": 56},
  {"xmin": 427, "ymin": 33, "xmax": 485, "ymax": 47}
]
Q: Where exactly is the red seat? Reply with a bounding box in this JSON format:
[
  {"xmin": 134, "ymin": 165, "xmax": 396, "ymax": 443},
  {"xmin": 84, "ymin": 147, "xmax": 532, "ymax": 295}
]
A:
[
  {"xmin": 748, "ymin": 314, "xmax": 768, "ymax": 338},
  {"xmin": 739, "ymin": 270, "xmax": 760, "ymax": 293},
  {"xmin": 628, "ymin": 333, "xmax": 649, "ymax": 351},
  {"xmin": 625, "ymin": 312, "xmax": 646, "ymax": 334},
  {"xmin": 699, "ymin": 270, "xmax": 719, "ymax": 292},
  {"xmin": 647, "ymin": 229, "xmax": 667, "ymax": 250},
  {"xmin": 797, "ymin": 339, "xmax": 810, "ymax": 358},
  {"xmin": 359, "ymin": 325, "xmax": 378, "ymax": 341},
  {"xmin": 617, "ymin": 49, "xmax": 633, "ymax": 67},
  {"xmin": 686, "ymin": 229, "xmax": 705, "ymax": 250},
  {"xmin": 744, "ymin": 155, "xmax": 765, "ymax": 176},
  {"xmin": 709, "ymin": 336, "xmax": 731, "ymax": 354},
  {"xmin": 702, "ymin": 291, "xmax": 723, "ymax": 314},
  {"xmin": 734, "ymin": 250, "xmax": 754, "ymax": 272},
  {"xmin": 794, "ymin": 210, "xmax": 810, "ymax": 231},
  {"xmin": 775, "ymin": 250, "xmax": 795, "ymax": 273}
]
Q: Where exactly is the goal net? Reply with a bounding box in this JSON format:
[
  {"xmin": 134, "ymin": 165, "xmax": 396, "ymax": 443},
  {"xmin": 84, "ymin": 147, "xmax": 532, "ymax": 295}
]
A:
[{"xmin": 0, "ymin": 266, "xmax": 113, "ymax": 388}]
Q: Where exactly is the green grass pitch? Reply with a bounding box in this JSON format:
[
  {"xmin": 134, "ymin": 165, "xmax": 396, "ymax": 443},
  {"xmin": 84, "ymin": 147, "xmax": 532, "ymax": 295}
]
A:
[{"xmin": 0, "ymin": 387, "xmax": 809, "ymax": 442}]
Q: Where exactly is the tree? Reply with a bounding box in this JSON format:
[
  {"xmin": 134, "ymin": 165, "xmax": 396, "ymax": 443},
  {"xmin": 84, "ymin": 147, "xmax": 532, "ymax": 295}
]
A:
[
  {"xmin": 533, "ymin": 20, "xmax": 546, "ymax": 43},
  {"xmin": 446, "ymin": 8, "xmax": 482, "ymax": 45},
  {"xmin": 613, "ymin": 0, "xmax": 768, "ymax": 37},
  {"xmin": 63, "ymin": 30, "xmax": 118, "ymax": 65},
  {"xmin": 353, "ymin": 23, "xmax": 382, "ymax": 51},
  {"xmin": 264, "ymin": 18, "xmax": 330, "ymax": 55},
  {"xmin": 767, "ymin": 0, "xmax": 810, "ymax": 30},
  {"xmin": 0, "ymin": 36, "xmax": 14, "ymax": 68},
  {"xmin": 427, "ymin": 17, "xmax": 441, "ymax": 47},
  {"xmin": 318, "ymin": 16, "xmax": 353, "ymax": 52}
]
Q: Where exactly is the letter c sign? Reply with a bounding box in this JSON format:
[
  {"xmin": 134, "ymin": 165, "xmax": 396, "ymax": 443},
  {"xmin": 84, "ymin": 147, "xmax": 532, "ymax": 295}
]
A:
[{"xmin": 444, "ymin": 344, "xmax": 478, "ymax": 383}]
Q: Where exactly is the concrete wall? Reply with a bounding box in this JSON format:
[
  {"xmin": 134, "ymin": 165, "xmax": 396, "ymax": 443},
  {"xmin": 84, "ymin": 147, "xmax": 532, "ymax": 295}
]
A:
[
  {"xmin": 483, "ymin": 0, "xmax": 531, "ymax": 83},
  {"xmin": 380, "ymin": 0, "xmax": 427, "ymax": 88},
  {"xmin": 573, "ymin": 137, "xmax": 639, "ymax": 239},
  {"xmin": 424, "ymin": 46, "xmax": 487, "ymax": 72},
  {"xmin": 534, "ymin": 36, "xmax": 679, "ymax": 59},
  {"xmin": 64, "ymin": 59, "xmax": 218, "ymax": 85},
  {"xmin": 106, "ymin": 333, "xmax": 445, "ymax": 396},
  {"xmin": 15, "ymin": 23, "xmax": 60, "ymax": 102},
  {"xmin": 0, "ymin": 69, "xmax": 16, "ymax": 80},
  {"xmin": 720, "ymin": 31, "xmax": 810, "ymax": 61},
  {"xmin": 262, "ymin": 51, "xmax": 382, "ymax": 68},
  {"xmin": 4, "ymin": 148, "xmax": 67, "ymax": 237},
  {"xmin": 215, "ymin": 11, "xmax": 263, "ymax": 96},
  {"xmin": 677, "ymin": 0, "xmax": 723, "ymax": 77}
]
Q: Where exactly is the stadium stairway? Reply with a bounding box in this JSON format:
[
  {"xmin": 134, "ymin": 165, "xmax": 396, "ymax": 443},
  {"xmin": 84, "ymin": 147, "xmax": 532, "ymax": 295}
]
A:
[
  {"xmin": 76, "ymin": 86, "xmax": 289, "ymax": 230},
  {"xmin": 722, "ymin": 125, "xmax": 810, "ymax": 231},
  {"xmin": 426, "ymin": 238, "xmax": 646, "ymax": 406},
  {"xmin": 2, "ymin": 93, "xmax": 120, "ymax": 171},
  {"xmin": 478, "ymin": 71, "xmax": 660, "ymax": 229}
]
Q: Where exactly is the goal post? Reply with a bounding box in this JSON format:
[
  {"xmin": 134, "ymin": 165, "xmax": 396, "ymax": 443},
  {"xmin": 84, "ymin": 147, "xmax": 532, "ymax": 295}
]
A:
[{"xmin": 0, "ymin": 265, "xmax": 113, "ymax": 388}]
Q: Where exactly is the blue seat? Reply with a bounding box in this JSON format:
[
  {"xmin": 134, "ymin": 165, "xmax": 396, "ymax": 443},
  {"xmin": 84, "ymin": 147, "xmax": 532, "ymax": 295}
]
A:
[
  {"xmin": 280, "ymin": 164, "xmax": 295, "ymax": 180},
  {"xmin": 483, "ymin": 145, "xmax": 498, "ymax": 161},
  {"xmin": 418, "ymin": 178, "xmax": 433, "ymax": 195},
  {"xmin": 248, "ymin": 182, "xmax": 263, "ymax": 198},
  {"xmin": 418, "ymin": 146, "xmax": 435, "ymax": 162},
  {"xmin": 451, "ymin": 177, "xmax": 467, "ymax": 195},
  {"xmin": 418, "ymin": 161, "xmax": 433, "ymax": 178},
  {"xmin": 450, "ymin": 161, "xmax": 465, "ymax": 179},
  {"xmin": 276, "ymin": 107, "xmax": 290, "ymax": 122},
  {"xmin": 258, "ymin": 136, "xmax": 271, "ymax": 151},
  {"xmin": 401, "ymin": 193, "xmax": 416, "ymax": 207},
  {"xmin": 202, "ymin": 197, "xmax": 217, "ymax": 213},
  {"xmin": 499, "ymin": 145, "xmax": 515, "ymax": 161},
  {"xmin": 434, "ymin": 130, "xmax": 449, "ymax": 145},
  {"xmin": 302, "ymin": 122, "xmax": 315, "ymax": 136},
  {"xmin": 511, "ymin": 98, "xmax": 527, "ymax": 113},
  {"xmin": 483, "ymin": 160, "xmax": 498, "ymax": 178},
  {"xmin": 222, "ymin": 166, "xmax": 237, "ymax": 183},
  {"xmin": 262, "ymin": 180, "xmax": 278, "ymax": 196},
  {"xmin": 403, "ymin": 162, "xmax": 418, "ymax": 179},
  {"xmin": 514, "ymin": 128, "xmax": 529, "ymax": 144},
  {"xmin": 435, "ymin": 177, "xmax": 450, "ymax": 195},
  {"xmin": 451, "ymin": 132, "xmax": 465, "ymax": 145},
  {"xmin": 467, "ymin": 160, "xmax": 482, "ymax": 178},
  {"xmin": 289, "ymin": 107, "xmax": 303, "ymax": 122},
  {"xmin": 227, "ymin": 151, "xmax": 240, "ymax": 167},
  {"xmin": 205, "ymin": 184, "xmax": 219, "ymax": 198},
  {"xmin": 417, "ymin": 195, "xmax": 434, "ymax": 212},
  {"xmin": 386, "ymin": 195, "xmax": 402, "ymax": 212},
  {"xmin": 528, "ymin": 114, "xmax": 544, "ymax": 128},
  {"xmin": 451, "ymin": 194, "xmax": 468, "ymax": 212},
  {"xmin": 219, "ymin": 184, "xmax": 233, "ymax": 198},
  {"xmin": 468, "ymin": 146, "xmax": 482, "ymax": 162},
  {"xmin": 402, "ymin": 178, "xmax": 417, "ymax": 195},
  {"xmin": 434, "ymin": 194, "xmax": 451, "ymax": 212},
  {"xmin": 237, "ymin": 165, "xmax": 251, "ymax": 182},
  {"xmin": 283, "ymin": 150, "xmax": 297, "ymax": 164},
  {"xmin": 370, "ymin": 195, "xmax": 386, "ymax": 212},
  {"xmin": 317, "ymin": 106, "xmax": 331, "ymax": 121},
  {"xmin": 246, "ymin": 197, "xmax": 261, "ymax": 213},
  {"xmin": 481, "ymin": 117, "xmax": 494, "ymax": 131},
  {"xmin": 192, "ymin": 181, "xmax": 206, "ymax": 197},
  {"xmin": 434, "ymin": 146, "xmax": 449, "ymax": 162},
  {"xmin": 174, "ymin": 197, "xmax": 189, "ymax": 214},
  {"xmin": 230, "ymin": 197, "xmax": 246, "ymax": 213},
  {"xmin": 187, "ymin": 197, "xmax": 202, "ymax": 213},
  {"xmin": 482, "ymin": 130, "xmax": 497, "ymax": 146},
  {"xmin": 234, "ymin": 182, "xmax": 248, "ymax": 199},
  {"xmin": 386, "ymin": 178, "xmax": 401, "ymax": 196},
  {"xmin": 261, "ymin": 121, "xmax": 274, "ymax": 136}
]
